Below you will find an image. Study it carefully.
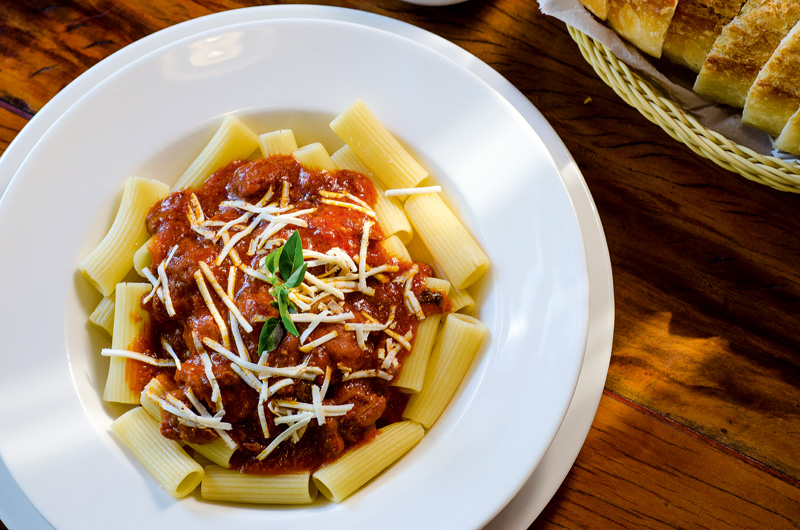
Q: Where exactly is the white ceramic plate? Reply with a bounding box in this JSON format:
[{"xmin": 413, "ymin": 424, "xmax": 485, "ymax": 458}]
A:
[{"xmin": 0, "ymin": 6, "xmax": 613, "ymax": 530}]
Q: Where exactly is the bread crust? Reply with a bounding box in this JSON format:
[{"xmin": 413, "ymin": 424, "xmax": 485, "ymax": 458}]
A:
[
  {"xmin": 662, "ymin": 0, "xmax": 745, "ymax": 72},
  {"xmin": 607, "ymin": 0, "xmax": 679, "ymax": 57},
  {"xmin": 694, "ymin": 0, "xmax": 800, "ymax": 108},
  {"xmin": 579, "ymin": 0, "xmax": 610, "ymax": 20},
  {"xmin": 742, "ymin": 21, "xmax": 800, "ymax": 137},
  {"xmin": 775, "ymin": 107, "xmax": 800, "ymax": 155}
]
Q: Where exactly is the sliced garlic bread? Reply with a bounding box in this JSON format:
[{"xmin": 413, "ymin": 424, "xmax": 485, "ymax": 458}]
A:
[
  {"xmin": 774, "ymin": 107, "xmax": 800, "ymax": 155},
  {"xmin": 607, "ymin": 0, "xmax": 679, "ymax": 57},
  {"xmin": 662, "ymin": 0, "xmax": 746, "ymax": 72},
  {"xmin": 579, "ymin": 0, "xmax": 610, "ymax": 20},
  {"xmin": 693, "ymin": 0, "xmax": 800, "ymax": 108},
  {"xmin": 741, "ymin": 21, "xmax": 800, "ymax": 137}
]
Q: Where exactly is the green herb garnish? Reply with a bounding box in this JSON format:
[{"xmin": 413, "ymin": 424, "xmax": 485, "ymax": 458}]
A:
[{"xmin": 257, "ymin": 230, "xmax": 307, "ymax": 356}]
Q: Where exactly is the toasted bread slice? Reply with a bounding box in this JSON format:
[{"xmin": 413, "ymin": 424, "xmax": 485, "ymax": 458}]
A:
[
  {"xmin": 579, "ymin": 0, "xmax": 611, "ymax": 20},
  {"xmin": 693, "ymin": 0, "xmax": 800, "ymax": 108},
  {"xmin": 662, "ymin": 0, "xmax": 746, "ymax": 72},
  {"xmin": 607, "ymin": 0, "xmax": 679, "ymax": 57},
  {"xmin": 741, "ymin": 21, "xmax": 800, "ymax": 137},
  {"xmin": 774, "ymin": 106, "xmax": 800, "ymax": 155}
]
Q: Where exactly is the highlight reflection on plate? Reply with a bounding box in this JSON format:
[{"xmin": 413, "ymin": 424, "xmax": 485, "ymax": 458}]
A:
[{"xmin": 0, "ymin": 6, "xmax": 612, "ymax": 530}]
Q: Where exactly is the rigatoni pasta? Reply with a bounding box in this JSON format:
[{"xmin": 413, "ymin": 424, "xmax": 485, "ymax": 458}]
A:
[
  {"xmin": 171, "ymin": 115, "xmax": 259, "ymax": 191},
  {"xmin": 392, "ymin": 277, "xmax": 451, "ymax": 393},
  {"xmin": 330, "ymin": 99, "xmax": 428, "ymax": 189},
  {"xmin": 331, "ymin": 144, "xmax": 413, "ymax": 244},
  {"xmin": 103, "ymin": 283, "xmax": 152, "ymax": 404},
  {"xmin": 84, "ymin": 100, "xmax": 491, "ymax": 506},
  {"xmin": 292, "ymin": 142, "xmax": 337, "ymax": 171},
  {"xmin": 132, "ymin": 237, "xmax": 153, "ymax": 277},
  {"xmin": 406, "ymin": 236, "xmax": 475, "ymax": 314},
  {"xmin": 403, "ymin": 313, "xmax": 488, "ymax": 429},
  {"xmin": 88, "ymin": 296, "xmax": 115, "ymax": 336},
  {"xmin": 79, "ymin": 177, "xmax": 169, "ymax": 297},
  {"xmin": 404, "ymin": 192, "xmax": 490, "ymax": 290},
  {"xmin": 201, "ymin": 466, "xmax": 317, "ymax": 504},
  {"xmin": 380, "ymin": 234, "xmax": 412, "ymax": 262},
  {"xmin": 312, "ymin": 421, "xmax": 424, "ymax": 502},
  {"xmin": 259, "ymin": 128, "xmax": 298, "ymax": 157},
  {"xmin": 111, "ymin": 407, "xmax": 204, "ymax": 498}
]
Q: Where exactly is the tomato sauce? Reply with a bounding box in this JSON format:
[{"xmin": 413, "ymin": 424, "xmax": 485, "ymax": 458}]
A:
[{"xmin": 134, "ymin": 155, "xmax": 448, "ymax": 475}]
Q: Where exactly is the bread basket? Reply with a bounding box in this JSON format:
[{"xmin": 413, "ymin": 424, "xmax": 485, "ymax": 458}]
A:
[{"xmin": 567, "ymin": 25, "xmax": 800, "ymax": 193}]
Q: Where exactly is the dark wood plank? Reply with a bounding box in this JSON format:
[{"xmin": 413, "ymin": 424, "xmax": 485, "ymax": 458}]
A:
[
  {"xmin": 531, "ymin": 392, "xmax": 800, "ymax": 529},
  {"xmin": 0, "ymin": 0, "xmax": 220, "ymax": 115},
  {"xmin": 0, "ymin": 109, "xmax": 29, "ymax": 156},
  {"xmin": 609, "ymin": 265, "xmax": 800, "ymax": 479}
]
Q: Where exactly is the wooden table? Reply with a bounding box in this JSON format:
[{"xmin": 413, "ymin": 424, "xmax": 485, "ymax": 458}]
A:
[{"xmin": 2, "ymin": 1, "xmax": 799, "ymax": 528}]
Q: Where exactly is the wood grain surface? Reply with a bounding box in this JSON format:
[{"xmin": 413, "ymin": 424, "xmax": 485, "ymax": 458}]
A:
[{"xmin": 1, "ymin": 0, "xmax": 799, "ymax": 528}]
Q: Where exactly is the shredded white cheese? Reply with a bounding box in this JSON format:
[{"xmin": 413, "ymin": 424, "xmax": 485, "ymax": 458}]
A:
[
  {"xmin": 202, "ymin": 337, "xmax": 322, "ymax": 379},
  {"xmin": 384, "ymin": 185, "xmax": 442, "ymax": 197},
  {"xmin": 157, "ymin": 245, "xmax": 179, "ymax": 317},
  {"xmin": 321, "ymin": 198, "xmax": 376, "ymax": 218},
  {"xmin": 101, "ymin": 349, "xmax": 176, "ymax": 367},
  {"xmin": 192, "ymin": 332, "xmax": 223, "ymax": 411},
  {"xmin": 193, "ymin": 269, "xmax": 231, "ymax": 348},
  {"xmin": 341, "ymin": 369, "xmax": 393, "ymax": 381},
  {"xmin": 289, "ymin": 311, "xmax": 354, "ymax": 323},
  {"xmin": 183, "ymin": 388, "xmax": 237, "ymax": 449},
  {"xmin": 146, "ymin": 389, "xmax": 232, "ymax": 431},
  {"xmin": 299, "ymin": 309, "xmax": 330, "ymax": 344},
  {"xmin": 199, "ymin": 261, "xmax": 253, "ymax": 333},
  {"xmin": 256, "ymin": 413, "xmax": 313, "ymax": 460},
  {"xmin": 358, "ymin": 220, "xmax": 375, "ymax": 296},
  {"xmin": 161, "ymin": 339, "xmax": 182, "ymax": 369},
  {"xmin": 298, "ymin": 330, "xmax": 338, "ymax": 353}
]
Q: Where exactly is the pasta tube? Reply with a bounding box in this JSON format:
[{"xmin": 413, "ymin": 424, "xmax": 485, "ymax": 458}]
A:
[
  {"xmin": 380, "ymin": 234, "xmax": 412, "ymax": 262},
  {"xmin": 171, "ymin": 115, "xmax": 259, "ymax": 191},
  {"xmin": 140, "ymin": 376, "xmax": 168, "ymax": 420},
  {"xmin": 201, "ymin": 466, "xmax": 317, "ymax": 504},
  {"xmin": 259, "ymin": 129, "xmax": 298, "ymax": 157},
  {"xmin": 89, "ymin": 296, "xmax": 115, "ymax": 336},
  {"xmin": 331, "ymin": 144, "xmax": 413, "ymax": 243},
  {"xmin": 312, "ymin": 421, "xmax": 424, "ymax": 502},
  {"xmin": 403, "ymin": 313, "xmax": 487, "ymax": 428},
  {"xmin": 404, "ymin": 193, "xmax": 489, "ymax": 290},
  {"xmin": 132, "ymin": 237, "xmax": 153, "ymax": 277},
  {"xmin": 103, "ymin": 283, "xmax": 152, "ymax": 404},
  {"xmin": 406, "ymin": 236, "xmax": 474, "ymax": 313},
  {"xmin": 293, "ymin": 142, "xmax": 337, "ymax": 171},
  {"xmin": 79, "ymin": 176, "xmax": 169, "ymax": 297},
  {"xmin": 392, "ymin": 277, "xmax": 450, "ymax": 393},
  {"xmin": 111, "ymin": 407, "xmax": 203, "ymax": 498},
  {"xmin": 187, "ymin": 440, "xmax": 237, "ymax": 469},
  {"xmin": 330, "ymin": 99, "xmax": 427, "ymax": 189}
]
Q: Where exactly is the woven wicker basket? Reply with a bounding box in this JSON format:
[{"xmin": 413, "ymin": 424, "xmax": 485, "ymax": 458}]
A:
[{"xmin": 567, "ymin": 25, "xmax": 800, "ymax": 193}]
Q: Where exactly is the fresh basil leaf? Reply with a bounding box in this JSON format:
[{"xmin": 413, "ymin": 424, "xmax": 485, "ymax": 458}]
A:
[
  {"xmin": 280, "ymin": 230, "xmax": 303, "ymax": 281},
  {"xmin": 276, "ymin": 287, "xmax": 299, "ymax": 336},
  {"xmin": 263, "ymin": 248, "xmax": 281, "ymax": 277},
  {"xmin": 284, "ymin": 262, "xmax": 307, "ymax": 290},
  {"xmin": 258, "ymin": 317, "xmax": 284, "ymax": 355},
  {"xmin": 290, "ymin": 231, "xmax": 304, "ymax": 271}
]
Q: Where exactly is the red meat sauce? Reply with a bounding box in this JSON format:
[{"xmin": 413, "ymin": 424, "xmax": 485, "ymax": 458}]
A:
[{"xmin": 125, "ymin": 155, "xmax": 449, "ymax": 475}]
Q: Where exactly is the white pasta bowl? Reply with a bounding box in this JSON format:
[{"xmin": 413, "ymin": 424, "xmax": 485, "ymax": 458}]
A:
[{"xmin": 0, "ymin": 8, "xmax": 593, "ymax": 530}]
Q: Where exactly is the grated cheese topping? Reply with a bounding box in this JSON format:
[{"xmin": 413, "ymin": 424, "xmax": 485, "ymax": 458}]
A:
[
  {"xmin": 384, "ymin": 185, "xmax": 442, "ymax": 197},
  {"xmin": 147, "ymin": 389, "xmax": 232, "ymax": 431},
  {"xmin": 101, "ymin": 349, "xmax": 176, "ymax": 367}
]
